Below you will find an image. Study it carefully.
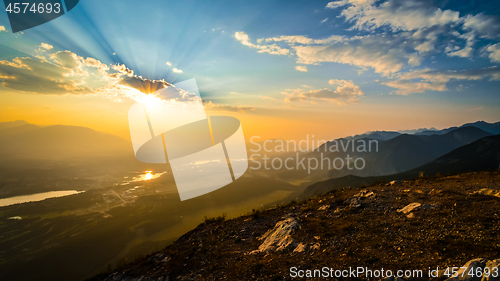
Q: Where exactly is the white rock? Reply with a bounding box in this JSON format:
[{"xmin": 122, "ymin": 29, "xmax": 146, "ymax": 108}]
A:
[
  {"xmin": 397, "ymin": 203, "xmax": 421, "ymax": 214},
  {"xmin": 472, "ymin": 188, "xmax": 500, "ymax": 198},
  {"xmin": 254, "ymin": 216, "xmax": 300, "ymax": 253}
]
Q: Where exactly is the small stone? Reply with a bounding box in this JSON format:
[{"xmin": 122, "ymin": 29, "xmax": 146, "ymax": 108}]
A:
[
  {"xmin": 397, "ymin": 203, "xmax": 421, "ymax": 214},
  {"xmin": 318, "ymin": 205, "xmax": 330, "ymax": 211}
]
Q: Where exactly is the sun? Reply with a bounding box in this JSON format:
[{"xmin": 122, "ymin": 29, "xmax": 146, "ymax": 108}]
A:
[
  {"xmin": 139, "ymin": 94, "xmax": 163, "ymax": 108},
  {"xmin": 145, "ymin": 171, "xmax": 153, "ymax": 180}
]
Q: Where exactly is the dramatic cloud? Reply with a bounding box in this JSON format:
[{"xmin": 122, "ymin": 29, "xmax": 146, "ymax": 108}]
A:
[
  {"xmin": 282, "ymin": 80, "xmax": 363, "ymax": 104},
  {"xmin": 235, "ymin": 0, "xmax": 500, "ymax": 82},
  {"xmin": 295, "ymin": 66, "xmax": 307, "ymax": 72},
  {"xmin": 203, "ymin": 100, "xmax": 255, "ymax": 113},
  {"xmin": 234, "ymin": 31, "xmax": 290, "ymax": 55},
  {"xmin": 0, "ymin": 50, "xmax": 178, "ymax": 100}
]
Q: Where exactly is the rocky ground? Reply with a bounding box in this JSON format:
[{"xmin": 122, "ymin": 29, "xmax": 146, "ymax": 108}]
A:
[{"xmin": 90, "ymin": 171, "xmax": 500, "ymax": 281}]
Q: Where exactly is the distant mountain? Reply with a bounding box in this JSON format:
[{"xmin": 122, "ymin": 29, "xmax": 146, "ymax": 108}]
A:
[
  {"xmin": 0, "ymin": 120, "xmax": 30, "ymax": 131},
  {"xmin": 302, "ymin": 133, "xmax": 500, "ymax": 199},
  {"xmin": 0, "ymin": 123, "xmax": 40, "ymax": 139},
  {"xmin": 415, "ymin": 121, "xmax": 500, "ymax": 136},
  {"xmin": 321, "ymin": 126, "xmax": 492, "ymax": 178},
  {"xmin": 397, "ymin": 127, "xmax": 438, "ymax": 134},
  {"xmin": 345, "ymin": 131, "xmax": 401, "ymax": 141},
  {"xmin": 336, "ymin": 121, "xmax": 499, "ymax": 141},
  {"xmin": 0, "ymin": 123, "xmax": 132, "ymax": 161}
]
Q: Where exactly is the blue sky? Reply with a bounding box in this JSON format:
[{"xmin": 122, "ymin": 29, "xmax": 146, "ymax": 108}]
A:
[{"xmin": 0, "ymin": 0, "xmax": 499, "ymax": 140}]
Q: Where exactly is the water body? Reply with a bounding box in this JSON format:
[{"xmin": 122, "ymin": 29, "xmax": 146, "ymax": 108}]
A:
[{"xmin": 0, "ymin": 190, "xmax": 83, "ymax": 208}]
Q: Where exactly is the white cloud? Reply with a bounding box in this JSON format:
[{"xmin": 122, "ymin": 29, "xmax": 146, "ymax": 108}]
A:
[
  {"xmin": 172, "ymin": 67, "xmax": 183, "ymax": 73},
  {"xmin": 0, "ymin": 26, "xmax": 6, "ymax": 33},
  {"xmin": 414, "ymin": 40, "xmax": 434, "ymax": 53},
  {"xmin": 234, "ymin": 31, "xmax": 290, "ymax": 55},
  {"xmin": 283, "ymin": 79, "xmax": 363, "ymax": 104},
  {"xmin": 487, "ymin": 44, "xmax": 500, "ymax": 63},
  {"xmin": 382, "ymin": 67, "xmax": 500, "ymax": 95},
  {"xmin": 447, "ymin": 46, "xmax": 473, "ymax": 58},
  {"xmin": 382, "ymin": 80, "xmax": 447, "ymax": 95},
  {"xmin": 321, "ymin": 18, "xmax": 329, "ymax": 23},
  {"xmin": 325, "ymin": 0, "xmax": 500, "ymax": 64},
  {"xmin": 229, "ymin": 91, "xmax": 241, "ymax": 95},
  {"xmin": 463, "ymin": 14, "xmax": 500, "ymax": 39},
  {"xmin": 263, "ymin": 34, "xmax": 345, "ymax": 45},
  {"xmin": 259, "ymin": 95, "xmax": 276, "ymax": 100},
  {"xmin": 295, "ymin": 66, "xmax": 308, "ymax": 72},
  {"xmin": 326, "ymin": 0, "xmax": 460, "ymax": 32},
  {"xmin": 247, "ymin": 32, "xmax": 422, "ymax": 76},
  {"xmin": 40, "ymin": 43, "xmax": 53, "ymax": 50},
  {"xmin": 203, "ymin": 100, "xmax": 255, "ymax": 113},
  {"xmin": 166, "ymin": 61, "xmax": 172, "ymax": 66},
  {"xmin": 407, "ymin": 53, "xmax": 422, "ymax": 66},
  {"xmin": 294, "ymin": 42, "xmax": 405, "ymax": 76}
]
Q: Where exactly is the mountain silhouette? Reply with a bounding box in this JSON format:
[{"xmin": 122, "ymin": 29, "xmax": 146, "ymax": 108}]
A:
[
  {"xmin": 0, "ymin": 122, "xmax": 132, "ymax": 161},
  {"xmin": 322, "ymin": 126, "xmax": 492, "ymax": 178},
  {"xmin": 303, "ymin": 133, "xmax": 500, "ymax": 199},
  {"xmin": 415, "ymin": 121, "xmax": 500, "ymax": 136}
]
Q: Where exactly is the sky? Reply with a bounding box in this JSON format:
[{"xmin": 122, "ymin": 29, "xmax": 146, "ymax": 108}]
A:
[{"xmin": 0, "ymin": 0, "xmax": 499, "ymax": 142}]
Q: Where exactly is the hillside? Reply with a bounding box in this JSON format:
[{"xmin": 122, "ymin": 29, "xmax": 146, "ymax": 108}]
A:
[
  {"xmin": 322, "ymin": 126, "xmax": 492, "ymax": 178},
  {"xmin": 303, "ymin": 134, "xmax": 500, "ymax": 200},
  {"xmin": 90, "ymin": 171, "xmax": 500, "ymax": 281}
]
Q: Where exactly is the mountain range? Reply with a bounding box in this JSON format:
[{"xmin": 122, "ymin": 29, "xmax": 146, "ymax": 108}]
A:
[
  {"xmin": 345, "ymin": 121, "xmax": 500, "ymax": 141},
  {"xmin": 317, "ymin": 125, "xmax": 494, "ymax": 179},
  {"xmin": 302, "ymin": 133, "xmax": 500, "ymax": 199},
  {"xmin": 0, "ymin": 121, "xmax": 132, "ymax": 161}
]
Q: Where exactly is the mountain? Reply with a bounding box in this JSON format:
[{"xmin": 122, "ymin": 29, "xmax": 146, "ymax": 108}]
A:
[
  {"xmin": 402, "ymin": 133, "xmax": 500, "ymax": 177},
  {"xmin": 0, "ymin": 123, "xmax": 132, "ymax": 161},
  {"xmin": 0, "ymin": 120, "xmax": 30, "ymax": 131},
  {"xmin": 345, "ymin": 131, "xmax": 401, "ymax": 141},
  {"xmin": 322, "ymin": 126, "xmax": 492, "ymax": 178},
  {"xmin": 303, "ymin": 133, "xmax": 500, "ymax": 199},
  {"xmin": 415, "ymin": 121, "xmax": 500, "ymax": 136},
  {"xmin": 0, "ymin": 123, "xmax": 40, "ymax": 139}
]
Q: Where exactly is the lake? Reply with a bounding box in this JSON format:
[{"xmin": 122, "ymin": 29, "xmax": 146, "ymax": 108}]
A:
[{"xmin": 0, "ymin": 190, "xmax": 84, "ymax": 208}]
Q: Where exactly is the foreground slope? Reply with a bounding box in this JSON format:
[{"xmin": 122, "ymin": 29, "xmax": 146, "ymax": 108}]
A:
[{"xmin": 92, "ymin": 171, "xmax": 500, "ymax": 281}]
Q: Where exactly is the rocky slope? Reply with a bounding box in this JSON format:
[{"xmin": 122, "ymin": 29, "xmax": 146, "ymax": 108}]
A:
[{"xmin": 90, "ymin": 171, "xmax": 500, "ymax": 281}]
